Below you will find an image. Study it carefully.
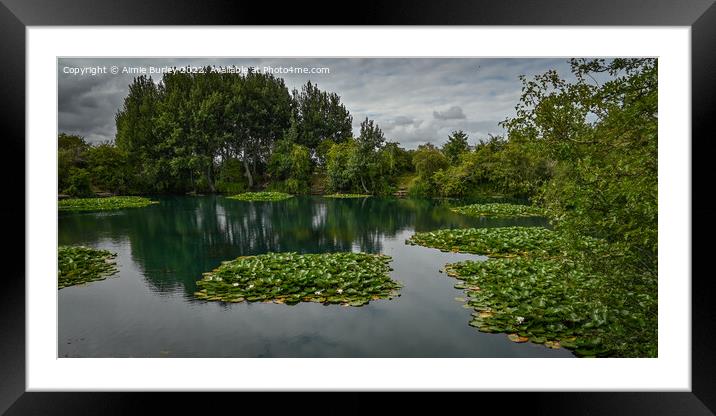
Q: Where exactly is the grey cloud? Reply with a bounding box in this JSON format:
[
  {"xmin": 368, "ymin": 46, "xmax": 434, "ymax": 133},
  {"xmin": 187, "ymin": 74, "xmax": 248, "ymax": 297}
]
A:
[
  {"xmin": 433, "ymin": 106, "xmax": 466, "ymax": 120},
  {"xmin": 58, "ymin": 57, "xmax": 575, "ymax": 147},
  {"xmin": 393, "ymin": 116, "xmax": 416, "ymax": 126}
]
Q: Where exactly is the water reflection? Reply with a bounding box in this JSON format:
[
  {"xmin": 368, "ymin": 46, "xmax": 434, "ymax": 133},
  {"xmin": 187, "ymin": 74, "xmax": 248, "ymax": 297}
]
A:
[{"xmin": 59, "ymin": 196, "xmax": 546, "ymax": 296}]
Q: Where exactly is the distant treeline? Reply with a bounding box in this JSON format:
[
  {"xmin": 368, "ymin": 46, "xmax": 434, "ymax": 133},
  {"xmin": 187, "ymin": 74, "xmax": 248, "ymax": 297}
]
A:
[{"xmin": 57, "ymin": 68, "xmax": 553, "ymax": 198}]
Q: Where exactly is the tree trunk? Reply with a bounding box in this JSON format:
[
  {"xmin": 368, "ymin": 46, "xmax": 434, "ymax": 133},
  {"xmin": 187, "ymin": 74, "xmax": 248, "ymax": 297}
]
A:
[
  {"xmin": 206, "ymin": 163, "xmax": 215, "ymax": 193},
  {"xmin": 360, "ymin": 175, "xmax": 369, "ymax": 194},
  {"xmin": 243, "ymin": 158, "xmax": 254, "ymax": 188}
]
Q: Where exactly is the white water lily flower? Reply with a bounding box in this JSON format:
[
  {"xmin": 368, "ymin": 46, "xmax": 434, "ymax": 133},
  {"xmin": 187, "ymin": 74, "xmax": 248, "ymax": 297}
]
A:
[
  {"xmin": 337, "ymin": 289, "xmax": 343, "ymax": 294},
  {"xmin": 516, "ymin": 316, "xmax": 525, "ymax": 324},
  {"xmin": 248, "ymin": 284, "xmax": 254, "ymax": 289},
  {"xmin": 315, "ymin": 291, "xmax": 322, "ymax": 295},
  {"xmin": 232, "ymin": 283, "xmax": 239, "ymax": 287}
]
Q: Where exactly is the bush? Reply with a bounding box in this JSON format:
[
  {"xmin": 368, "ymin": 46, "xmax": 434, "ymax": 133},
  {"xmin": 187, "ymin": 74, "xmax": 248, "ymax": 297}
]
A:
[
  {"xmin": 413, "ymin": 143, "xmax": 448, "ymax": 178},
  {"xmin": 64, "ymin": 168, "xmax": 93, "ymax": 197},
  {"xmin": 407, "ymin": 176, "xmax": 433, "ymax": 197},
  {"xmin": 86, "ymin": 143, "xmax": 130, "ymax": 194},
  {"xmin": 216, "ymin": 159, "xmax": 248, "ymax": 194},
  {"xmin": 433, "ymin": 166, "xmax": 468, "ymax": 197},
  {"xmin": 216, "ymin": 180, "xmax": 246, "ymax": 194}
]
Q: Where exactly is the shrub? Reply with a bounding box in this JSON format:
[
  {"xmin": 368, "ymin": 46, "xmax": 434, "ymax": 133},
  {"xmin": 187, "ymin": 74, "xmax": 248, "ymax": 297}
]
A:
[{"xmin": 64, "ymin": 168, "xmax": 93, "ymax": 197}]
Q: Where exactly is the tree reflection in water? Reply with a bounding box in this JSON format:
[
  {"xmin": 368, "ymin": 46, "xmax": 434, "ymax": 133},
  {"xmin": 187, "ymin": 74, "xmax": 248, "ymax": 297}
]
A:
[{"xmin": 58, "ymin": 195, "xmax": 546, "ymax": 295}]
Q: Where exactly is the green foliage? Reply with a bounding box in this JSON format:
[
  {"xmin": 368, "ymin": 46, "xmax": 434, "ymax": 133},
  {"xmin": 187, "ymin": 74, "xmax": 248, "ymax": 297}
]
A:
[
  {"xmin": 452, "ymin": 203, "xmax": 545, "ymax": 218},
  {"xmin": 85, "ymin": 143, "xmax": 131, "ymax": 194},
  {"xmin": 215, "ymin": 158, "xmax": 248, "ymax": 194},
  {"xmin": 227, "ymin": 191, "xmax": 294, "ymax": 202},
  {"xmin": 379, "ymin": 142, "xmax": 412, "ymax": 177},
  {"xmin": 412, "ymin": 143, "xmax": 448, "ymax": 178},
  {"xmin": 267, "ymin": 139, "xmax": 312, "ymax": 194},
  {"xmin": 432, "ymin": 166, "xmax": 468, "ymax": 197},
  {"xmin": 406, "ymin": 176, "xmax": 433, "ymax": 198},
  {"xmin": 114, "ymin": 70, "xmax": 294, "ymax": 193},
  {"xmin": 58, "ymin": 246, "xmax": 118, "ymax": 289},
  {"xmin": 64, "ymin": 168, "xmax": 93, "ymax": 197},
  {"xmin": 292, "ymin": 81, "xmax": 353, "ymax": 159},
  {"xmin": 501, "ymin": 58, "xmax": 658, "ymax": 274},
  {"xmin": 59, "ymin": 196, "xmax": 159, "ymax": 212},
  {"xmin": 441, "ymin": 130, "xmax": 470, "ymax": 164},
  {"xmin": 408, "ymin": 144, "xmax": 449, "ymax": 197},
  {"xmin": 195, "ymin": 252, "xmax": 401, "ymax": 306},
  {"xmin": 323, "ymin": 120, "xmax": 402, "ymax": 197},
  {"xmin": 58, "ymin": 134, "xmax": 90, "ymax": 193},
  {"xmin": 114, "ymin": 75, "xmax": 161, "ymax": 190}
]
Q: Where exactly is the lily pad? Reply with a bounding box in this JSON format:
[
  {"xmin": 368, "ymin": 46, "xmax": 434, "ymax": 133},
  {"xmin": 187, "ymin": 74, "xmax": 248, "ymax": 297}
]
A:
[
  {"xmin": 59, "ymin": 196, "xmax": 158, "ymax": 212},
  {"xmin": 451, "ymin": 203, "xmax": 545, "ymax": 218},
  {"xmin": 508, "ymin": 334, "xmax": 529, "ymax": 343},
  {"xmin": 407, "ymin": 226, "xmax": 603, "ymax": 258},
  {"xmin": 195, "ymin": 252, "xmax": 401, "ymax": 306},
  {"xmin": 58, "ymin": 246, "xmax": 118, "ymax": 289},
  {"xmin": 323, "ymin": 193, "xmax": 372, "ymax": 198},
  {"xmin": 227, "ymin": 192, "xmax": 293, "ymax": 202}
]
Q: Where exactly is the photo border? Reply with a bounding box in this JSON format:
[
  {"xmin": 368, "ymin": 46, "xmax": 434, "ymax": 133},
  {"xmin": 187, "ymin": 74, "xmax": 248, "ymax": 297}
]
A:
[{"xmin": 1, "ymin": 0, "xmax": 713, "ymax": 413}]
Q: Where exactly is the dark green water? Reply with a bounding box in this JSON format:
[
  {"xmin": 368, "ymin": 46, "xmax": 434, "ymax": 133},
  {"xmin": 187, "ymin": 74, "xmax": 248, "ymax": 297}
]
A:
[{"xmin": 58, "ymin": 195, "xmax": 572, "ymax": 357}]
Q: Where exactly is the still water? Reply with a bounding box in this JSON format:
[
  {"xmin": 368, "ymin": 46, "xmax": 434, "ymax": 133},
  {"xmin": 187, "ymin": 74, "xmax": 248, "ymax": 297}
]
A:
[{"xmin": 58, "ymin": 196, "xmax": 573, "ymax": 357}]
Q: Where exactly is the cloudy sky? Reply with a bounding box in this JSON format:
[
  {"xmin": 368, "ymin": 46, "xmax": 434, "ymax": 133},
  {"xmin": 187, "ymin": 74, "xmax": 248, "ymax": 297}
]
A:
[{"xmin": 58, "ymin": 58, "xmax": 574, "ymax": 149}]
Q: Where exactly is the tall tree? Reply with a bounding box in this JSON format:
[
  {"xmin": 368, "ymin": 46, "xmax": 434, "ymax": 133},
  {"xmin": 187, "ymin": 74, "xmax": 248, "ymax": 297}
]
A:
[
  {"xmin": 115, "ymin": 75, "xmax": 160, "ymax": 189},
  {"xmin": 292, "ymin": 81, "xmax": 353, "ymax": 160},
  {"xmin": 441, "ymin": 130, "xmax": 470, "ymax": 164},
  {"xmin": 355, "ymin": 117, "xmax": 386, "ymax": 193},
  {"xmin": 152, "ymin": 71, "xmax": 194, "ymax": 192},
  {"xmin": 228, "ymin": 71, "xmax": 293, "ymax": 188}
]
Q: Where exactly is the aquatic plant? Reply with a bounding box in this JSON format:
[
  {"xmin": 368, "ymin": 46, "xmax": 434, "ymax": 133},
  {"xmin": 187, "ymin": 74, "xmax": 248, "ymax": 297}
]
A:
[
  {"xmin": 227, "ymin": 191, "xmax": 294, "ymax": 202},
  {"xmin": 195, "ymin": 251, "xmax": 401, "ymax": 306},
  {"xmin": 406, "ymin": 226, "xmax": 603, "ymax": 258},
  {"xmin": 323, "ymin": 193, "xmax": 372, "ymax": 198},
  {"xmin": 59, "ymin": 196, "xmax": 158, "ymax": 212},
  {"xmin": 58, "ymin": 246, "xmax": 118, "ymax": 289},
  {"xmin": 445, "ymin": 256, "xmax": 657, "ymax": 357},
  {"xmin": 408, "ymin": 225, "xmax": 655, "ymax": 357},
  {"xmin": 451, "ymin": 203, "xmax": 545, "ymax": 218}
]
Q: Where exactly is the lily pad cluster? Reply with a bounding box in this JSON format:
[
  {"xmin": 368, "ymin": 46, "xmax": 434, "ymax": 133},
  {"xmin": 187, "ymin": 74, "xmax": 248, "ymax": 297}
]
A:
[
  {"xmin": 408, "ymin": 226, "xmax": 655, "ymax": 357},
  {"xmin": 58, "ymin": 246, "xmax": 118, "ymax": 289},
  {"xmin": 195, "ymin": 251, "xmax": 401, "ymax": 306},
  {"xmin": 227, "ymin": 192, "xmax": 294, "ymax": 202},
  {"xmin": 406, "ymin": 227, "xmax": 602, "ymax": 258},
  {"xmin": 59, "ymin": 196, "xmax": 158, "ymax": 212},
  {"xmin": 323, "ymin": 193, "xmax": 372, "ymax": 199},
  {"xmin": 451, "ymin": 203, "xmax": 545, "ymax": 218},
  {"xmin": 447, "ymin": 257, "xmax": 616, "ymax": 356}
]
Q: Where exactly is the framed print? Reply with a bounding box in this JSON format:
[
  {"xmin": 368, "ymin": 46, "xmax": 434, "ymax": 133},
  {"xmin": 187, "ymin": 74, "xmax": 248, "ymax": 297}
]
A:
[{"xmin": 1, "ymin": 0, "xmax": 714, "ymax": 414}]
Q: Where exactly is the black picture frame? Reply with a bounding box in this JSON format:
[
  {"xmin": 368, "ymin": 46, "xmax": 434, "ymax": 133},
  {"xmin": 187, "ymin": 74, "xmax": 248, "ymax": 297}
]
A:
[{"xmin": 1, "ymin": 0, "xmax": 713, "ymax": 414}]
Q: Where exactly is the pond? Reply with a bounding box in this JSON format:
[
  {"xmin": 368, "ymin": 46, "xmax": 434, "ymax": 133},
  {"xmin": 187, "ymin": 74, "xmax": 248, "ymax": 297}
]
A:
[{"xmin": 58, "ymin": 195, "xmax": 573, "ymax": 358}]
